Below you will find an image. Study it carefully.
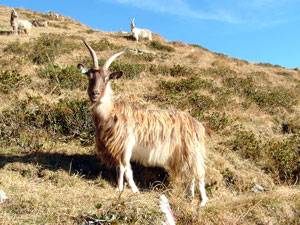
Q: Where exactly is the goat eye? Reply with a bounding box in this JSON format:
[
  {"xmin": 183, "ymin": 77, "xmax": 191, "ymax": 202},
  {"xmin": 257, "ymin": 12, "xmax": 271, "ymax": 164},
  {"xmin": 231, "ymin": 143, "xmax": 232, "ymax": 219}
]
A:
[{"xmin": 86, "ymin": 73, "xmax": 93, "ymax": 79}]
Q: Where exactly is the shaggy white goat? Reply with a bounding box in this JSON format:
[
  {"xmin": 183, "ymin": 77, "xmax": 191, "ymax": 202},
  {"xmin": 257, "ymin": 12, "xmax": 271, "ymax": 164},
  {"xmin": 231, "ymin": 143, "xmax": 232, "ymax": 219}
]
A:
[
  {"xmin": 10, "ymin": 9, "xmax": 32, "ymax": 35},
  {"xmin": 47, "ymin": 11, "xmax": 60, "ymax": 19},
  {"xmin": 77, "ymin": 38, "xmax": 209, "ymax": 206},
  {"xmin": 130, "ymin": 18, "xmax": 152, "ymax": 43},
  {"xmin": 32, "ymin": 19, "xmax": 48, "ymax": 27}
]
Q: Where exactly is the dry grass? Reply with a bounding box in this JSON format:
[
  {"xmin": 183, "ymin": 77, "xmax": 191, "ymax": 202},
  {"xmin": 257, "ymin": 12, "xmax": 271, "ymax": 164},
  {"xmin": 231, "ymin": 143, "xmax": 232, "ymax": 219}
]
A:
[{"xmin": 1, "ymin": 5, "xmax": 300, "ymax": 224}]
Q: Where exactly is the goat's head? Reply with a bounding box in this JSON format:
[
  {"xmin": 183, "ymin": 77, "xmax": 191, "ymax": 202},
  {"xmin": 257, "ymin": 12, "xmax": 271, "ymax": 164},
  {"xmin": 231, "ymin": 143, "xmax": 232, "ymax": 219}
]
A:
[
  {"xmin": 78, "ymin": 38, "xmax": 125, "ymax": 103},
  {"xmin": 11, "ymin": 9, "xmax": 18, "ymax": 18},
  {"xmin": 130, "ymin": 18, "xmax": 135, "ymax": 31}
]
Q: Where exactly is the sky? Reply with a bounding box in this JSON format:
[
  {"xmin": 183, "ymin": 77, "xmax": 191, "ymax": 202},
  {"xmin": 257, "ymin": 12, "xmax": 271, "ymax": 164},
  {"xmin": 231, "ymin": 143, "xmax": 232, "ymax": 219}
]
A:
[{"xmin": 2, "ymin": 0, "xmax": 300, "ymax": 69}]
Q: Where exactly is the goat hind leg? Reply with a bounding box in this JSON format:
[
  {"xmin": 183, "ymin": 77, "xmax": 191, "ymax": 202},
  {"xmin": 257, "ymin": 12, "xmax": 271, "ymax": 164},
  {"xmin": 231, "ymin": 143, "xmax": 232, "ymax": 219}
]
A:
[{"xmin": 187, "ymin": 177, "xmax": 195, "ymax": 198}]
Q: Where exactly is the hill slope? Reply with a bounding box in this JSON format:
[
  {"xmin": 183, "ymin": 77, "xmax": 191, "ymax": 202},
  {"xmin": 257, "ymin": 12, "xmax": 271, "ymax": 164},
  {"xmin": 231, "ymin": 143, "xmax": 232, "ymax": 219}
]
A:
[{"xmin": 0, "ymin": 5, "xmax": 299, "ymax": 224}]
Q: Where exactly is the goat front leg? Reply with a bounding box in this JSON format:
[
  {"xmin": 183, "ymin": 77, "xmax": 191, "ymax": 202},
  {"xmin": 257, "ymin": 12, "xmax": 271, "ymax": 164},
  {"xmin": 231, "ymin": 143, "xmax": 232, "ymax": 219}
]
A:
[
  {"xmin": 117, "ymin": 165, "xmax": 126, "ymax": 192},
  {"xmin": 124, "ymin": 136, "xmax": 139, "ymax": 193},
  {"xmin": 124, "ymin": 164, "xmax": 139, "ymax": 193},
  {"xmin": 198, "ymin": 177, "xmax": 208, "ymax": 207}
]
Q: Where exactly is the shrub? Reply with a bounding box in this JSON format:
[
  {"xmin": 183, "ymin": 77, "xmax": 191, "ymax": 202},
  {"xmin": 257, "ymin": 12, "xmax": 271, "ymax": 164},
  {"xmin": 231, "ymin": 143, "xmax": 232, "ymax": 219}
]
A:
[
  {"xmin": 230, "ymin": 130, "xmax": 263, "ymax": 160},
  {"xmin": 90, "ymin": 38, "xmax": 123, "ymax": 52},
  {"xmin": 0, "ymin": 70, "xmax": 31, "ymax": 94},
  {"xmin": 149, "ymin": 64, "xmax": 170, "ymax": 75},
  {"xmin": 223, "ymin": 76, "xmax": 297, "ymax": 111},
  {"xmin": 228, "ymin": 128, "xmax": 300, "ymax": 184},
  {"xmin": 170, "ymin": 64, "xmax": 193, "ymax": 77},
  {"xmin": 149, "ymin": 41, "xmax": 175, "ymax": 52},
  {"xmin": 276, "ymin": 71, "xmax": 292, "ymax": 77},
  {"xmin": 265, "ymin": 137, "xmax": 300, "ymax": 183},
  {"xmin": 110, "ymin": 61, "xmax": 146, "ymax": 79},
  {"xmin": 36, "ymin": 64, "xmax": 86, "ymax": 93},
  {"xmin": 4, "ymin": 34, "xmax": 78, "ymax": 65},
  {"xmin": 203, "ymin": 67, "xmax": 237, "ymax": 77},
  {"xmin": 203, "ymin": 112, "xmax": 232, "ymax": 131},
  {"xmin": 3, "ymin": 41, "xmax": 30, "ymax": 55},
  {"xmin": 29, "ymin": 33, "xmax": 78, "ymax": 64},
  {"xmin": 0, "ymin": 96, "xmax": 94, "ymax": 146}
]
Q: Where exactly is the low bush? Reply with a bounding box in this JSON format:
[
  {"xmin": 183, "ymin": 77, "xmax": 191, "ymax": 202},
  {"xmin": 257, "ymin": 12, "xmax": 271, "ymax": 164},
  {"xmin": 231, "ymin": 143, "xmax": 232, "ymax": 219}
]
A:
[
  {"xmin": 223, "ymin": 76, "xmax": 297, "ymax": 111},
  {"xmin": 90, "ymin": 38, "xmax": 123, "ymax": 52},
  {"xmin": 36, "ymin": 64, "xmax": 86, "ymax": 94},
  {"xmin": 0, "ymin": 96, "xmax": 94, "ymax": 147},
  {"xmin": 149, "ymin": 41, "xmax": 175, "ymax": 52},
  {"xmin": 0, "ymin": 70, "xmax": 31, "ymax": 94},
  {"xmin": 110, "ymin": 61, "xmax": 146, "ymax": 79},
  {"xmin": 124, "ymin": 51, "xmax": 156, "ymax": 62},
  {"xmin": 229, "ymin": 128, "xmax": 300, "ymax": 184},
  {"xmin": 3, "ymin": 34, "xmax": 79, "ymax": 64}
]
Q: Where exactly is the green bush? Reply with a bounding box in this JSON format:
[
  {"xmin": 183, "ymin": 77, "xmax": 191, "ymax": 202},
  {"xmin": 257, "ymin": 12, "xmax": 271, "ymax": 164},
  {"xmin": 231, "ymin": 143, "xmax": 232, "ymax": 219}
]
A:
[
  {"xmin": 124, "ymin": 51, "xmax": 156, "ymax": 62},
  {"xmin": 223, "ymin": 76, "xmax": 297, "ymax": 111},
  {"xmin": 29, "ymin": 33, "xmax": 78, "ymax": 64},
  {"xmin": 0, "ymin": 97, "xmax": 94, "ymax": 146},
  {"xmin": 4, "ymin": 34, "xmax": 79, "ymax": 64},
  {"xmin": 202, "ymin": 67, "xmax": 237, "ymax": 77},
  {"xmin": 90, "ymin": 38, "xmax": 123, "ymax": 52},
  {"xmin": 149, "ymin": 64, "xmax": 170, "ymax": 75},
  {"xmin": 149, "ymin": 41, "xmax": 175, "ymax": 52},
  {"xmin": 3, "ymin": 41, "xmax": 30, "ymax": 55},
  {"xmin": 36, "ymin": 64, "xmax": 87, "ymax": 93},
  {"xmin": 110, "ymin": 61, "xmax": 146, "ymax": 79},
  {"xmin": 0, "ymin": 70, "xmax": 31, "ymax": 94},
  {"xmin": 265, "ymin": 137, "xmax": 300, "ymax": 183},
  {"xmin": 170, "ymin": 64, "xmax": 193, "ymax": 77},
  {"xmin": 228, "ymin": 128, "xmax": 300, "ymax": 184}
]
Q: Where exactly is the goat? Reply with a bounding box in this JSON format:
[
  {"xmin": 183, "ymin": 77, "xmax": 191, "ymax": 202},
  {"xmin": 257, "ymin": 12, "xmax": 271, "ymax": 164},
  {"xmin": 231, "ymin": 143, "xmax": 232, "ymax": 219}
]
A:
[
  {"xmin": 32, "ymin": 19, "xmax": 48, "ymax": 27},
  {"xmin": 77, "ymin": 38, "xmax": 209, "ymax": 206},
  {"xmin": 10, "ymin": 9, "xmax": 32, "ymax": 35},
  {"xmin": 47, "ymin": 11, "xmax": 59, "ymax": 19},
  {"xmin": 130, "ymin": 18, "xmax": 152, "ymax": 43}
]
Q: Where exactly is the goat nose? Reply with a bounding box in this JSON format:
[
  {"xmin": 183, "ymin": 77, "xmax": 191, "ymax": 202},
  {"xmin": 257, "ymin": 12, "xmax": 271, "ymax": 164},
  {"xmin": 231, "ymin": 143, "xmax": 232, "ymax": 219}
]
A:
[{"xmin": 92, "ymin": 90, "xmax": 100, "ymax": 96}]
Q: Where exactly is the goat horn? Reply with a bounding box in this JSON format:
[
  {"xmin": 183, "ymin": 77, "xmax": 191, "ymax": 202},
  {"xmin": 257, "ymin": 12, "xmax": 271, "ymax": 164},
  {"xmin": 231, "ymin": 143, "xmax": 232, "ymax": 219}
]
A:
[
  {"xmin": 82, "ymin": 38, "xmax": 99, "ymax": 69},
  {"xmin": 103, "ymin": 49, "xmax": 128, "ymax": 71}
]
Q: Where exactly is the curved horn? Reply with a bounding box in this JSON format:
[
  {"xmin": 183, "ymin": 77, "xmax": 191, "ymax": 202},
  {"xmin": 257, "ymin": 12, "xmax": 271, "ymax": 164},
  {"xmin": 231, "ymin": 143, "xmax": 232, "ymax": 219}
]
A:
[
  {"xmin": 82, "ymin": 38, "xmax": 99, "ymax": 69},
  {"xmin": 103, "ymin": 49, "xmax": 128, "ymax": 71}
]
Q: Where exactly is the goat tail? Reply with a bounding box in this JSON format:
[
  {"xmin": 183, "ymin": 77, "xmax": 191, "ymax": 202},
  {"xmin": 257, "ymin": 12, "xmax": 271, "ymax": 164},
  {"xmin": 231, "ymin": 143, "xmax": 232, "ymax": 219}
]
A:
[{"xmin": 203, "ymin": 123, "xmax": 213, "ymax": 137}]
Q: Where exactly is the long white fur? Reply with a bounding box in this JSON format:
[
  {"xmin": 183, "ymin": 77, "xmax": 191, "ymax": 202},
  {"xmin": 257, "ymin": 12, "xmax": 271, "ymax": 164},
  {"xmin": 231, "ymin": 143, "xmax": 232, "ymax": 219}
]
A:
[
  {"xmin": 79, "ymin": 40, "xmax": 209, "ymax": 206},
  {"xmin": 94, "ymin": 82, "xmax": 208, "ymax": 206},
  {"xmin": 130, "ymin": 18, "xmax": 152, "ymax": 43},
  {"xmin": 10, "ymin": 9, "xmax": 32, "ymax": 35}
]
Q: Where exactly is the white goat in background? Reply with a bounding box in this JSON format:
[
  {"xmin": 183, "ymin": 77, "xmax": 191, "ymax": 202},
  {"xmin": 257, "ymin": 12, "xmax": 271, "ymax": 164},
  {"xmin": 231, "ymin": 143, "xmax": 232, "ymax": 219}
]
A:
[
  {"xmin": 77, "ymin": 38, "xmax": 209, "ymax": 206},
  {"xmin": 10, "ymin": 9, "xmax": 32, "ymax": 35},
  {"xmin": 47, "ymin": 11, "xmax": 60, "ymax": 19},
  {"xmin": 130, "ymin": 18, "xmax": 152, "ymax": 43},
  {"xmin": 32, "ymin": 19, "xmax": 48, "ymax": 27}
]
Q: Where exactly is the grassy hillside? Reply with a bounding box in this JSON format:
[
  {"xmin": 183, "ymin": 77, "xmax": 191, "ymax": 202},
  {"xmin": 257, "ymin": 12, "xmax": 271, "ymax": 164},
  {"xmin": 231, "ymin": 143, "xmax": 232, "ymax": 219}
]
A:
[{"xmin": 0, "ymin": 5, "xmax": 300, "ymax": 224}]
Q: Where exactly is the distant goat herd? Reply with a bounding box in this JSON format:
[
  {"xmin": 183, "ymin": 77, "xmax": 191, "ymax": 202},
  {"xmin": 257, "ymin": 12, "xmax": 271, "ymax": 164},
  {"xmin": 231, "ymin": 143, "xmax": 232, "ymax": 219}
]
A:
[
  {"xmin": 9, "ymin": 8, "xmax": 153, "ymax": 43},
  {"xmin": 7, "ymin": 8, "xmax": 211, "ymax": 207}
]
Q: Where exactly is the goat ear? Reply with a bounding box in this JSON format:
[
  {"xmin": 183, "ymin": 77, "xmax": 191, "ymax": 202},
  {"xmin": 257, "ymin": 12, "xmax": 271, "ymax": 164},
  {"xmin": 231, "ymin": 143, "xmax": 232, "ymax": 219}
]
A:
[
  {"xmin": 77, "ymin": 64, "xmax": 88, "ymax": 74},
  {"xmin": 109, "ymin": 71, "xmax": 123, "ymax": 80}
]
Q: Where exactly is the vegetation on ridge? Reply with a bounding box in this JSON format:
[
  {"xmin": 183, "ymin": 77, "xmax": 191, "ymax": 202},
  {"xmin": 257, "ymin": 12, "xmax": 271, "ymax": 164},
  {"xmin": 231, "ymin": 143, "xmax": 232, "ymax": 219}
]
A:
[{"xmin": 0, "ymin": 5, "xmax": 299, "ymax": 225}]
